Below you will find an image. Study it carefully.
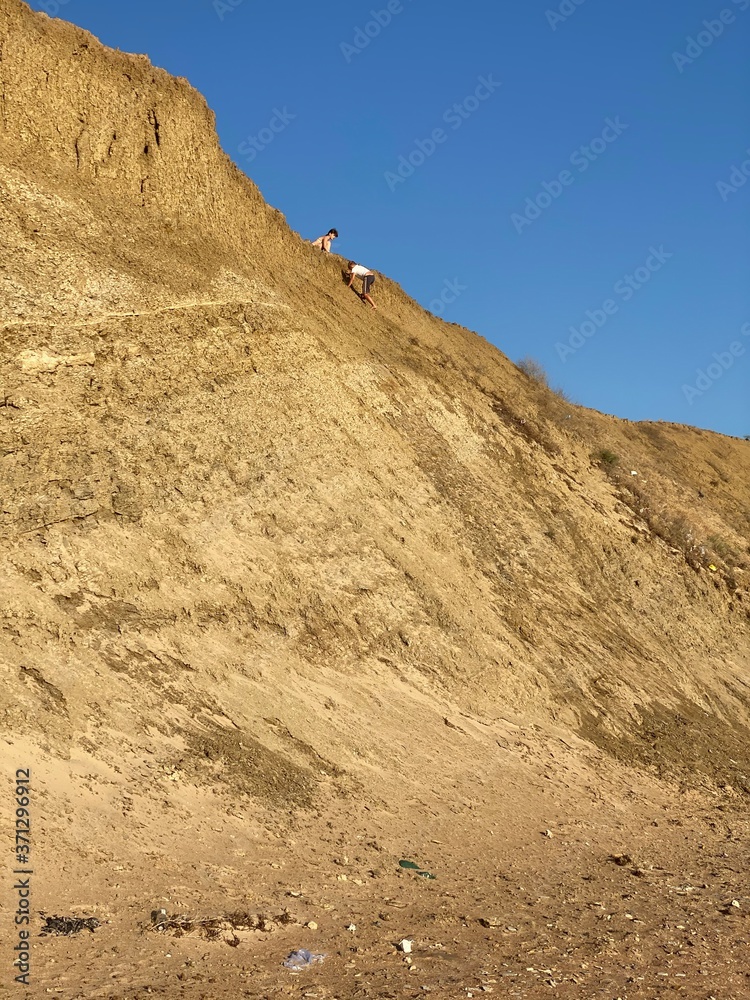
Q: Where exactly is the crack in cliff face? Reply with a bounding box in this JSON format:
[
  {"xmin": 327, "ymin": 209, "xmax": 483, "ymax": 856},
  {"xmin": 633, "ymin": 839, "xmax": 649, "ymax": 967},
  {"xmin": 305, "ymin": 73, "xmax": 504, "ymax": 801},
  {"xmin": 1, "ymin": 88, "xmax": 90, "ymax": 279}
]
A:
[
  {"xmin": 148, "ymin": 107, "xmax": 161, "ymax": 147},
  {"xmin": 73, "ymin": 123, "xmax": 86, "ymax": 170}
]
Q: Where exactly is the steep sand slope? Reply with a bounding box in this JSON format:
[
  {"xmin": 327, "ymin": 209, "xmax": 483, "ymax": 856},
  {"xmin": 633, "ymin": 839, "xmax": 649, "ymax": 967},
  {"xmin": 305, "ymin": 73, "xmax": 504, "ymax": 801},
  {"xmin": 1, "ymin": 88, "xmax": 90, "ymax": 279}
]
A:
[{"xmin": 1, "ymin": 2, "xmax": 750, "ymax": 996}]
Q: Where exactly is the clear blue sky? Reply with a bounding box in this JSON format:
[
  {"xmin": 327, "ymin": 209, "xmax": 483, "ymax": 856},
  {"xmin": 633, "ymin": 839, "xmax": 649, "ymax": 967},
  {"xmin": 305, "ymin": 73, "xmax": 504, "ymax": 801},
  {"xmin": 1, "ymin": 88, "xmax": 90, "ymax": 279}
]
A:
[{"xmin": 30, "ymin": 0, "xmax": 750, "ymax": 438}]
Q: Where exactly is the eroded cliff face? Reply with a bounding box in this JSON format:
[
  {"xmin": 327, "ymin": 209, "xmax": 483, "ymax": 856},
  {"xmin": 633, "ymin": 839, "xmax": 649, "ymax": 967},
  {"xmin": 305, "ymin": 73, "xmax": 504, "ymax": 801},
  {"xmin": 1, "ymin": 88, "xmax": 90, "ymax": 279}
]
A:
[
  {"xmin": 1, "ymin": 0, "xmax": 749, "ymax": 825},
  {"xmin": 0, "ymin": 0, "xmax": 287, "ymax": 321}
]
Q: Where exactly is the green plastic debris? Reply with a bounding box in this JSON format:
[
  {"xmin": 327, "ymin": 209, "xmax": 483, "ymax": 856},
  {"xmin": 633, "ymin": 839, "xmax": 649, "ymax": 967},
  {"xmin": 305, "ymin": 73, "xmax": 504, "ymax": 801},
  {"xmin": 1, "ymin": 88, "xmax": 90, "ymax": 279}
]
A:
[{"xmin": 398, "ymin": 859, "xmax": 436, "ymax": 879}]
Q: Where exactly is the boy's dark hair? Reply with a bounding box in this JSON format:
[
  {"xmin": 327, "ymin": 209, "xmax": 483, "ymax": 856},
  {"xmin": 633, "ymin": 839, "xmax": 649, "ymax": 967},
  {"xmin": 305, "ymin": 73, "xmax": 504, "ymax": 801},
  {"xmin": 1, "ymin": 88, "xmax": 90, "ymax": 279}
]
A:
[
  {"xmin": 328, "ymin": 229, "xmax": 339, "ymax": 237},
  {"xmin": 347, "ymin": 260, "xmax": 356, "ymax": 269}
]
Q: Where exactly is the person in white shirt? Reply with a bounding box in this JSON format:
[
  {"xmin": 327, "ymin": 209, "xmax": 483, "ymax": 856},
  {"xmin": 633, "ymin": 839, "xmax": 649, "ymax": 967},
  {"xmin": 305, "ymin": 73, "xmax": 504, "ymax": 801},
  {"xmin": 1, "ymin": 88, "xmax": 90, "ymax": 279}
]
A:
[
  {"xmin": 311, "ymin": 228, "xmax": 339, "ymax": 253},
  {"xmin": 347, "ymin": 261, "xmax": 377, "ymax": 310}
]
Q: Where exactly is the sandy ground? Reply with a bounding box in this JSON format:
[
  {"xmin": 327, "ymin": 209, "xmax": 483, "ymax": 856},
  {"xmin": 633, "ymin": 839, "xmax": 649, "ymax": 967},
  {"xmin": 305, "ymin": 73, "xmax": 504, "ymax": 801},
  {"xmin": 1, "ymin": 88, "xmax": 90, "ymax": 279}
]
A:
[{"xmin": 4, "ymin": 712, "xmax": 750, "ymax": 1000}]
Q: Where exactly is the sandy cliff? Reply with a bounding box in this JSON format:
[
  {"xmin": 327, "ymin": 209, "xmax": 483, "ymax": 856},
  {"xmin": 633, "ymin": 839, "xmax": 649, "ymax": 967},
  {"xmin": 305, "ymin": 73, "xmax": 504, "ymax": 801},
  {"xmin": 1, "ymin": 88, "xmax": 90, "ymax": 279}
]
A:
[{"xmin": 1, "ymin": 2, "xmax": 750, "ymax": 995}]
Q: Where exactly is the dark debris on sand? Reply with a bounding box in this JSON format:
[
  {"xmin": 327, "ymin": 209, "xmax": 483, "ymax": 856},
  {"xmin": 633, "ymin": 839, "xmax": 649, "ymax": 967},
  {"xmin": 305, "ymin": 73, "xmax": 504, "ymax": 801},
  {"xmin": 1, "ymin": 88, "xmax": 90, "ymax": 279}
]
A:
[{"xmin": 40, "ymin": 915, "xmax": 100, "ymax": 936}]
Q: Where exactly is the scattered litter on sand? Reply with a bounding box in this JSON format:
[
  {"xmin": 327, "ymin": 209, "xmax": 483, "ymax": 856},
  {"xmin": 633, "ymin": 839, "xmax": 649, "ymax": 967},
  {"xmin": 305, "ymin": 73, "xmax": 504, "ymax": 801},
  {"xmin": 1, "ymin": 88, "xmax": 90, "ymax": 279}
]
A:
[
  {"xmin": 283, "ymin": 949, "xmax": 326, "ymax": 970},
  {"xmin": 40, "ymin": 915, "xmax": 100, "ymax": 936},
  {"xmin": 399, "ymin": 859, "xmax": 436, "ymax": 879},
  {"xmin": 150, "ymin": 910, "xmax": 296, "ymax": 940}
]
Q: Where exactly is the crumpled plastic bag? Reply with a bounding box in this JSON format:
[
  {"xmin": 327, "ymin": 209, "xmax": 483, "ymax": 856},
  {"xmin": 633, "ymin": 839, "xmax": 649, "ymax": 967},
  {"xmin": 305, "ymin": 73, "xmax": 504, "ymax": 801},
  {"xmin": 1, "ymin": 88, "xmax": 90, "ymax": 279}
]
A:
[{"xmin": 282, "ymin": 948, "xmax": 326, "ymax": 970}]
